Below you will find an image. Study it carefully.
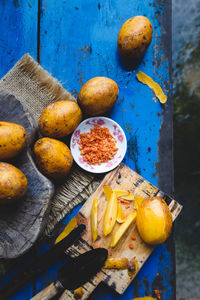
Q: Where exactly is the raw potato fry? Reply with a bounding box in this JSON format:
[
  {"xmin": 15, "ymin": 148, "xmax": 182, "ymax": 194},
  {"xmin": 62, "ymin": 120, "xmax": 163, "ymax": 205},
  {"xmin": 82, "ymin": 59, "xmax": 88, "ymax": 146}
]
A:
[
  {"xmin": 55, "ymin": 218, "xmax": 77, "ymax": 244},
  {"xmin": 113, "ymin": 190, "xmax": 129, "ymax": 197},
  {"xmin": 119, "ymin": 192, "xmax": 134, "ymax": 201},
  {"xmin": 91, "ymin": 198, "xmax": 98, "ymax": 242},
  {"xmin": 110, "ymin": 212, "xmax": 137, "ymax": 247},
  {"xmin": 136, "ymin": 71, "xmax": 167, "ymax": 104},
  {"xmin": 103, "ymin": 192, "xmax": 118, "ymax": 236},
  {"xmin": 103, "ymin": 185, "xmax": 113, "ymax": 201},
  {"xmin": 74, "ymin": 287, "xmax": 83, "ymax": 299},
  {"xmin": 103, "ymin": 258, "xmax": 129, "ymax": 269},
  {"xmin": 117, "ymin": 201, "xmax": 126, "ymax": 223}
]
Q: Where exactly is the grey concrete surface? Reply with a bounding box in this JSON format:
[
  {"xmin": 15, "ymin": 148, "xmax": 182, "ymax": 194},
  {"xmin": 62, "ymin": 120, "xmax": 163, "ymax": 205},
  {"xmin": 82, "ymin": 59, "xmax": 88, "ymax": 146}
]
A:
[{"xmin": 173, "ymin": 0, "xmax": 200, "ymax": 298}]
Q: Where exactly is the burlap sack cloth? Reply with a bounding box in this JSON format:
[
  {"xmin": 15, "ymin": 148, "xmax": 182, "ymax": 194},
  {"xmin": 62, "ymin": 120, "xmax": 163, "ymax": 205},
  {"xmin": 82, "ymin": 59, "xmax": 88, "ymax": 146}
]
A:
[{"xmin": 0, "ymin": 54, "xmax": 100, "ymax": 236}]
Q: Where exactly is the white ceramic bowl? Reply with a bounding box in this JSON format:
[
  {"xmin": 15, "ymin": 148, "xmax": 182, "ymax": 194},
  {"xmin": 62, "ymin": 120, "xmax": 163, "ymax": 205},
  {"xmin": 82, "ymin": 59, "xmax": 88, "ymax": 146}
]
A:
[{"xmin": 70, "ymin": 117, "xmax": 127, "ymax": 173}]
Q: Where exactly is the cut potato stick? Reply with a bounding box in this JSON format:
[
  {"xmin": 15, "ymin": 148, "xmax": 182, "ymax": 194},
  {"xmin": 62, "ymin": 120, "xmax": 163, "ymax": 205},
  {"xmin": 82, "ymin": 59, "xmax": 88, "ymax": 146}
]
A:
[
  {"xmin": 117, "ymin": 201, "xmax": 126, "ymax": 223},
  {"xmin": 119, "ymin": 192, "xmax": 134, "ymax": 201},
  {"xmin": 136, "ymin": 71, "xmax": 167, "ymax": 104},
  {"xmin": 113, "ymin": 190, "xmax": 129, "ymax": 197},
  {"xmin": 103, "ymin": 185, "xmax": 113, "ymax": 201},
  {"xmin": 110, "ymin": 212, "xmax": 137, "ymax": 247},
  {"xmin": 91, "ymin": 198, "xmax": 98, "ymax": 242},
  {"xmin": 103, "ymin": 258, "xmax": 129, "ymax": 269},
  {"xmin": 103, "ymin": 192, "xmax": 118, "ymax": 236}
]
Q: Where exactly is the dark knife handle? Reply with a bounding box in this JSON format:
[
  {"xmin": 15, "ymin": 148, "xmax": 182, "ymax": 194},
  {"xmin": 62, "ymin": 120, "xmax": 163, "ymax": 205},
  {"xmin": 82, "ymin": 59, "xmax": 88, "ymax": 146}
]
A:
[
  {"xmin": 0, "ymin": 224, "xmax": 85, "ymax": 300},
  {"xmin": 30, "ymin": 280, "xmax": 64, "ymax": 300}
]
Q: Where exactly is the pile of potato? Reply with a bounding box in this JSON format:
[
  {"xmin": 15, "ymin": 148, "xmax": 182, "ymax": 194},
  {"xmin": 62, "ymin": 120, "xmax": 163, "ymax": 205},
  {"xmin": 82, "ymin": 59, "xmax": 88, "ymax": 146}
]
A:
[
  {"xmin": 0, "ymin": 15, "xmax": 153, "ymax": 205},
  {"xmin": 0, "ymin": 122, "xmax": 28, "ymax": 205}
]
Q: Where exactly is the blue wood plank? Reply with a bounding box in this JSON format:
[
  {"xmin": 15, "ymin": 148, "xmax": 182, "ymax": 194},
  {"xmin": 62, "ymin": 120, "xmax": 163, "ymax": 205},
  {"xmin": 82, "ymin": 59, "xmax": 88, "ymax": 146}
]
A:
[
  {"xmin": 0, "ymin": 0, "xmax": 173, "ymax": 299},
  {"xmin": 0, "ymin": 0, "xmax": 38, "ymax": 78},
  {"xmin": 38, "ymin": 0, "xmax": 173, "ymax": 299},
  {"xmin": 0, "ymin": 1, "xmax": 38, "ymax": 299}
]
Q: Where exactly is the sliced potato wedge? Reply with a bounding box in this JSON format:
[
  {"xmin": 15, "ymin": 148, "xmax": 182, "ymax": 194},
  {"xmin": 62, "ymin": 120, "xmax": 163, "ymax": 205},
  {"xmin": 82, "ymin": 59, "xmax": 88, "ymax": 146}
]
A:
[
  {"xmin": 113, "ymin": 190, "xmax": 129, "ymax": 197},
  {"xmin": 103, "ymin": 258, "xmax": 129, "ymax": 269},
  {"xmin": 103, "ymin": 185, "xmax": 113, "ymax": 201},
  {"xmin": 110, "ymin": 212, "xmax": 137, "ymax": 247},
  {"xmin": 117, "ymin": 201, "xmax": 126, "ymax": 223},
  {"xmin": 119, "ymin": 192, "xmax": 134, "ymax": 201},
  {"xmin": 91, "ymin": 198, "xmax": 98, "ymax": 242},
  {"xmin": 103, "ymin": 191, "xmax": 118, "ymax": 236}
]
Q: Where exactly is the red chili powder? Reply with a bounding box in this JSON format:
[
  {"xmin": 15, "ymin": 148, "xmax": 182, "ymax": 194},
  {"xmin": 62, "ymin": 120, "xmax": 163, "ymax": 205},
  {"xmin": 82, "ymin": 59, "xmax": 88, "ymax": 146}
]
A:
[{"xmin": 78, "ymin": 125, "xmax": 118, "ymax": 165}]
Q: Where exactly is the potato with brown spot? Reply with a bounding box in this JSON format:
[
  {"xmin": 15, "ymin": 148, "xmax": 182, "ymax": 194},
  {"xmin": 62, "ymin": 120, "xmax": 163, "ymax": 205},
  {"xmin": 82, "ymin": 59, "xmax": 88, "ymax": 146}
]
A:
[
  {"xmin": 0, "ymin": 162, "xmax": 28, "ymax": 205},
  {"xmin": 38, "ymin": 100, "xmax": 82, "ymax": 138},
  {"xmin": 136, "ymin": 197, "xmax": 172, "ymax": 245},
  {"xmin": 77, "ymin": 77, "xmax": 119, "ymax": 116},
  {"xmin": 117, "ymin": 16, "xmax": 153, "ymax": 68},
  {"xmin": 34, "ymin": 137, "xmax": 73, "ymax": 178},
  {"xmin": 0, "ymin": 121, "xmax": 27, "ymax": 160}
]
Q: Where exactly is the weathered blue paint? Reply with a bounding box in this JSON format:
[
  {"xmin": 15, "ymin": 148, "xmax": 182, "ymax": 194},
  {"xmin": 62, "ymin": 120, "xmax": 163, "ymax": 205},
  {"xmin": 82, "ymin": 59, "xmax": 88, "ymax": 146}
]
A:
[
  {"xmin": 0, "ymin": 2, "xmax": 38, "ymax": 299},
  {"xmin": 0, "ymin": 0, "xmax": 173, "ymax": 299},
  {"xmin": 0, "ymin": 0, "xmax": 38, "ymax": 78}
]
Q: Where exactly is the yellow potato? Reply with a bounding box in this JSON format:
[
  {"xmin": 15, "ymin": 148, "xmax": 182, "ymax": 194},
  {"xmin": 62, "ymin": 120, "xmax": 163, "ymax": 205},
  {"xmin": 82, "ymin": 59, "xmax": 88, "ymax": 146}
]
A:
[
  {"xmin": 117, "ymin": 16, "xmax": 153, "ymax": 66},
  {"xmin": 77, "ymin": 77, "xmax": 119, "ymax": 116},
  {"xmin": 0, "ymin": 162, "xmax": 28, "ymax": 205},
  {"xmin": 136, "ymin": 197, "xmax": 172, "ymax": 245},
  {"xmin": 0, "ymin": 121, "xmax": 27, "ymax": 160},
  {"xmin": 34, "ymin": 137, "xmax": 73, "ymax": 178},
  {"xmin": 38, "ymin": 100, "xmax": 82, "ymax": 138}
]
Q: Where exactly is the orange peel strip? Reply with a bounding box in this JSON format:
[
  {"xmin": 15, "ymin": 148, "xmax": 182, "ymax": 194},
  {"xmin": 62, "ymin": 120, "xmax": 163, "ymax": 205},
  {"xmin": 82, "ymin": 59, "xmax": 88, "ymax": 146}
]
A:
[{"xmin": 136, "ymin": 71, "xmax": 167, "ymax": 104}]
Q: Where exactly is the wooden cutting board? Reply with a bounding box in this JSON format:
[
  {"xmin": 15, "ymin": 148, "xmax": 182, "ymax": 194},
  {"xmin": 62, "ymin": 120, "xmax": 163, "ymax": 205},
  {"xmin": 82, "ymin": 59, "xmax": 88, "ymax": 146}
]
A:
[{"xmin": 60, "ymin": 164, "xmax": 182, "ymax": 299}]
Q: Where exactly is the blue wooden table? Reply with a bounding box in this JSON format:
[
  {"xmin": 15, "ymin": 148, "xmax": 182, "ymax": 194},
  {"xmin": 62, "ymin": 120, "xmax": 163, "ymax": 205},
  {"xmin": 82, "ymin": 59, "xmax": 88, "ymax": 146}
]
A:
[{"xmin": 0, "ymin": 0, "xmax": 173, "ymax": 299}]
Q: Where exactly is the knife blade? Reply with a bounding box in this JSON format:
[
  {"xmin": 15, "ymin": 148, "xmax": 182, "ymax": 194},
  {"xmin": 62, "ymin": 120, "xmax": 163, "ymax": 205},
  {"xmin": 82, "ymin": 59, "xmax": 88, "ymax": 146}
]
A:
[
  {"xmin": 31, "ymin": 248, "xmax": 108, "ymax": 300},
  {"xmin": 0, "ymin": 224, "xmax": 85, "ymax": 300}
]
